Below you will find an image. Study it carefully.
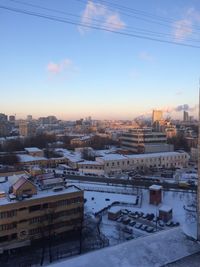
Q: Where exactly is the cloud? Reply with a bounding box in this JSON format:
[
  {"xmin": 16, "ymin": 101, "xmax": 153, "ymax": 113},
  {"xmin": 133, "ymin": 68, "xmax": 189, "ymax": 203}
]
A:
[
  {"xmin": 79, "ymin": 0, "xmax": 125, "ymax": 34},
  {"xmin": 47, "ymin": 59, "xmax": 73, "ymax": 75},
  {"xmin": 175, "ymin": 104, "xmax": 190, "ymax": 112},
  {"xmin": 173, "ymin": 8, "xmax": 200, "ymax": 42},
  {"xmin": 139, "ymin": 51, "xmax": 154, "ymax": 62},
  {"xmin": 173, "ymin": 19, "xmax": 193, "ymax": 42},
  {"xmin": 174, "ymin": 104, "xmax": 198, "ymax": 112}
]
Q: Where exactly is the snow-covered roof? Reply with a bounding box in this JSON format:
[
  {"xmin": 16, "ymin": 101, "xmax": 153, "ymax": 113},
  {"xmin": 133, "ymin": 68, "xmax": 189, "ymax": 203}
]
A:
[
  {"xmin": 78, "ymin": 161, "xmax": 103, "ymax": 166},
  {"xmin": 24, "ymin": 147, "xmax": 43, "ymax": 153},
  {"xmin": 55, "ymin": 149, "xmax": 82, "ymax": 163},
  {"xmin": 96, "ymin": 151, "xmax": 189, "ymax": 162},
  {"xmin": 149, "ymin": 185, "xmax": 162, "ymax": 191},
  {"xmin": 17, "ymin": 154, "xmax": 47, "ymax": 162},
  {"xmin": 127, "ymin": 151, "xmax": 188, "ymax": 159},
  {"xmin": 49, "ymin": 228, "xmax": 200, "ymax": 267},
  {"xmin": 159, "ymin": 205, "xmax": 172, "ymax": 213},
  {"xmin": 108, "ymin": 206, "xmax": 122, "ymax": 213},
  {"xmin": 97, "ymin": 154, "xmax": 127, "ymax": 161}
]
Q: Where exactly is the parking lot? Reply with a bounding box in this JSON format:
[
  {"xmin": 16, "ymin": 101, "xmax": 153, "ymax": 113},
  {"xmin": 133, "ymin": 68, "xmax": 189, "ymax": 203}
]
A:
[{"xmin": 100, "ymin": 208, "xmax": 180, "ymax": 245}]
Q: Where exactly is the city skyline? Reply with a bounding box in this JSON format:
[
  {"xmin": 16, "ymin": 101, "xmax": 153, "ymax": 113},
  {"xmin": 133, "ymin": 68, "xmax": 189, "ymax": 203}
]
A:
[{"xmin": 1, "ymin": 0, "xmax": 200, "ymax": 120}]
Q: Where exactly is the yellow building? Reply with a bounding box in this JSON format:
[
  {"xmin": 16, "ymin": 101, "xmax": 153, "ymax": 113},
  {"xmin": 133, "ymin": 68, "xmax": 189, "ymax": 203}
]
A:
[{"xmin": 0, "ymin": 176, "xmax": 84, "ymax": 253}]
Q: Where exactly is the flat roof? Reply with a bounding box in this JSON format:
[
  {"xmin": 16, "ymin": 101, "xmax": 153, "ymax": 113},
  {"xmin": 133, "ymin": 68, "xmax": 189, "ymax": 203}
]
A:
[
  {"xmin": 17, "ymin": 154, "xmax": 47, "ymax": 162},
  {"xmin": 24, "ymin": 147, "xmax": 43, "ymax": 152},
  {"xmin": 149, "ymin": 185, "xmax": 163, "ymax": 191},
  {"xmin": 159, "ymin": 205, "xmax": 172, "ymax": 212}
]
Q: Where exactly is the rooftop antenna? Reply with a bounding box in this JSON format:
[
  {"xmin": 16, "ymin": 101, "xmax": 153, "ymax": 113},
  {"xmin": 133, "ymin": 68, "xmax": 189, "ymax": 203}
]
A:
[{"xmin": 197, "ymin": 78, "xmax": 200, "ymax": 240}]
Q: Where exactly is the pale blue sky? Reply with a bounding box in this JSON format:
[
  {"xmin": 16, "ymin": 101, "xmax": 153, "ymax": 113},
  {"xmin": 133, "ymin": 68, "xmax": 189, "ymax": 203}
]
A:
[{"xmin": 0, "ymin": 0, "xmax": 200, "ymax": 120}]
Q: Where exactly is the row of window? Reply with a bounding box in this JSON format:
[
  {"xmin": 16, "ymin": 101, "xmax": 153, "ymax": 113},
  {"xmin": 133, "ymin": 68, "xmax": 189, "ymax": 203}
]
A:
[
  {"xmin": 81, "ymin": 165, "xmax": 103, "ymax": 170},
  {"xmin": 29, "ymin": 197, "xmax": 83, "ymax": 212},
  {"xmin": 105, "ymin": 156, "xmax": 187, "ymax": 167},
  {"xmin": 0, "ymin": 210, "xmax": 17, "ymax": 219},
  {"xmin": 29, "ymin": 218, "xmax": 82, "ymax": 235},
  {"xmin": 30, "ymin": 207, "xmax": 82, "ymax": 224},
  {"xmin": 0, "ymin": 222, "xmax": 17, "ymax": 231}
]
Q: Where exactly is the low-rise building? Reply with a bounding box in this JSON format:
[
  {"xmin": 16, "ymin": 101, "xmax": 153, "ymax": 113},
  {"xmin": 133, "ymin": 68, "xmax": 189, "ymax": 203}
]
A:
[
  {"xmin": 78, "ymin": 161, "xmax": 104, "ymax": 175},
  {"xmin": 24, "ymin": 147, "xmax": 44, "ymax": 157},
  {"xmin": 96, "ymin": 151, "xmax": 189, "ymax": 175},
  {"xmin": 0, "ymin": 176, "xmax": 84, "ymax": 253}
]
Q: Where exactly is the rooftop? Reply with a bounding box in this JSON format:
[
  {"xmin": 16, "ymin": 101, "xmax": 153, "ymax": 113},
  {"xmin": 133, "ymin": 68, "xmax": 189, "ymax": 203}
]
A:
[
  {"xmin": 49, "ymin": 228, "xmax": 200, "ymax": 267},
  {"xmin": 24, "ymin": 147, "xmax": 43, "ymax": 153}
]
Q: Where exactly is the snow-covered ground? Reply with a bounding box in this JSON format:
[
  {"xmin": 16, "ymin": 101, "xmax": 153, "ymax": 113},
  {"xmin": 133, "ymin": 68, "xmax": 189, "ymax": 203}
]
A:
[{"xmin": 83, "ymin": 187, "xmax": 197, "ymax": 239}]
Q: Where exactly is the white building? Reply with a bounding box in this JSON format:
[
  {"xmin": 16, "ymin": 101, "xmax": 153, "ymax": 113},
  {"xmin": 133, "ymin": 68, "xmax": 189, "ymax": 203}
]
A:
[{"xmin": 95, "ymin": 151, "xmax": 189, "ymax": 175}]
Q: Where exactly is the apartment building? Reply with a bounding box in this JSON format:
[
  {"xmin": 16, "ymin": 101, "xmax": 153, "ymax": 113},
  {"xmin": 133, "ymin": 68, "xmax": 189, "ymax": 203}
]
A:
[
  {"xmin": 0, "ymin": 176, "xmax": 83, "ymax": 253},
  {"xmin": 121, "ymin": 128, "xmax": 173, "ymax": 153},
  {"xmin": 19, "ymin": 121, "xmax": 36, "ymax": 137}
]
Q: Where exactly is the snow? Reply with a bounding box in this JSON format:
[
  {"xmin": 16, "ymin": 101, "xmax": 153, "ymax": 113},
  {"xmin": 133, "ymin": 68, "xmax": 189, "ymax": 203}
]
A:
[
  {"xmin": 149, "ymin": 185, "xmax": 162, "ymax": 190},
  {"xmin": 49, "ymin": 228, "xmax": 200, "ymax": 267},
  {"xmin": 159, "ymin": 205, "xmax": 172, "ymax": 212},
  {"xmin": 82, "ymin": 184, "xmax": 197, "ymax": 239},
  {"xmin": 24, "ymin": 147, "xmax": 43, "ymax": 153},
  {"xmin": 85, "ymin": 191, "xmax": 137, "ymax": 213},
  {"xmin": 17, "ymin": 154, "xmax": 47, "ymax": 162},
  {"xmin": 97, "ymin": 154, "xmax": 127, "ymax": 161}
]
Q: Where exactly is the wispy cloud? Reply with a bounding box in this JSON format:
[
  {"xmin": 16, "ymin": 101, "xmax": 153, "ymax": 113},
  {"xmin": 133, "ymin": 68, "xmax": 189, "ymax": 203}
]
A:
[
  {"xmin": 47, "ymin": 59, "xmax": 72, "ymax": 75},
  {"xmin": 173, "ymin": 8, "xmax": 200, "ymax": 42},
  {"xmin": 79, "ymin": 0, "xmax": 125, "ymax": 34},
  {"xmin": 173, "ymin": 19, "xmax": 193, "ymax": 42},
  {"xmin": 139, "ymin": 51, "xmax": 154, "ymax": 62}
]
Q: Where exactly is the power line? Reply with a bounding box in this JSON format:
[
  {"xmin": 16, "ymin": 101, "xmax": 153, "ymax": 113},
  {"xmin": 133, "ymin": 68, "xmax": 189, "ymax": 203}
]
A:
[
  {"xmin": 0, "ymin": 4, "xmax": 200, "ymax": 48},
  {"xmin": 6, "ymin": 0, "xmax": 200, "ymax": 43}
]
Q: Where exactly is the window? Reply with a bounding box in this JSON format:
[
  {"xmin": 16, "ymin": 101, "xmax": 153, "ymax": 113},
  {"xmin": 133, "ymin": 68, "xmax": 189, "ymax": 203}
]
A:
[{"xmin": 29, "ymin": 204, "xmax": 41, "ymax": 212}]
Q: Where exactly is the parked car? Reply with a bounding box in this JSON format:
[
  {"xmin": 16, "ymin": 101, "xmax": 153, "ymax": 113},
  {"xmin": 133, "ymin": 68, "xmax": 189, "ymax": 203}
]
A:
[
  {"xmin": 122, "ymin": 226, "xmax": 133, "ymax": 234},
  {"xmin": 123, "ymin": 218, "xmax": 131, "ymax": 225},
  {"xmin": 159, "ymin": 220, "xmax": 165, "ymax": 227},
  {"xmin": 129, "ymin": 220, "xmax": 136, "ymax": 227},
  {"xmin": 140, "ymin": 225, "xmax": 148, "ymax": 231},
  {"xmin": 135, "ymin": 223, "xmax": 143, "ymax": 229},
  {"xmin": 166, "ymin": 221, "xmax": 173, "ymax": 227},
  {"xmin": 146, "ymin": 226, "xmax": 154, "ymax": 233}
]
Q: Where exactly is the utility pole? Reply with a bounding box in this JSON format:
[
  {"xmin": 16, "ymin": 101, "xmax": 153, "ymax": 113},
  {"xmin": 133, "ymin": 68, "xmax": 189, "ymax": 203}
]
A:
[{"xmin": 197, "ymin": 79, "xmax": 200, "ymax": 240}]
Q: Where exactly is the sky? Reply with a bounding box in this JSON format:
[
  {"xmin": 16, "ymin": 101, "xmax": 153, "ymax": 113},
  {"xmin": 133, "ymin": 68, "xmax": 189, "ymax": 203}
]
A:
[{"xmin": 0, "ymin": 0, "xmax": 200, "ymax": 120}]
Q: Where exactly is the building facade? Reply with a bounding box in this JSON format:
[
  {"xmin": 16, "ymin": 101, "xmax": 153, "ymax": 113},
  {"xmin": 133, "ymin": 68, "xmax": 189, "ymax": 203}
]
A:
[
  {"xmin": 0, "ymin": 177, "xmax": 84, "ymax": 253},
  {"xmin": 121, "ymin": 128, "xmax": 173, "ymax": 153},
  {"xmin": 96, "ymin": 151, "xmax": 189, "ymax": 175}
]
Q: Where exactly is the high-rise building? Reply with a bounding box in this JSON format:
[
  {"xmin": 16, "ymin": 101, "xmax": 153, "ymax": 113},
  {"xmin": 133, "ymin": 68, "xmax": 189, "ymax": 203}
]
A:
[
  {"xmin": 0, "ymin": 121, "xmax": 11, "ymax": 137},
  {"xmin": 183, "ymin": 111, "xmax": 189, "ymax": 122},
  {"xmin": 9, "ymin": 115, "xmax": 15, "ymax": 122},
  {"xmin": 27, "ymin": 115, "xmax": 32, "ymax": 121},
  {"xmin": 0, "ymin": 113, "xmax": 8, "ymax": 122},
  {"xmin": 152, "ymin": 110, "xmax": 163, "ymax": 124},
  {"xmin": 19, "ymin": 121, "xmax": 36, "ymax": 137}
]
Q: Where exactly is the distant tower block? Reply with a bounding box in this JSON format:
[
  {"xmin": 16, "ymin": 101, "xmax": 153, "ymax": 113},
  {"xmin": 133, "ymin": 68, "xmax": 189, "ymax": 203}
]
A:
[{"xmin": 149, "ymin": 185, "xmax": 162, "ymax": 205}]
